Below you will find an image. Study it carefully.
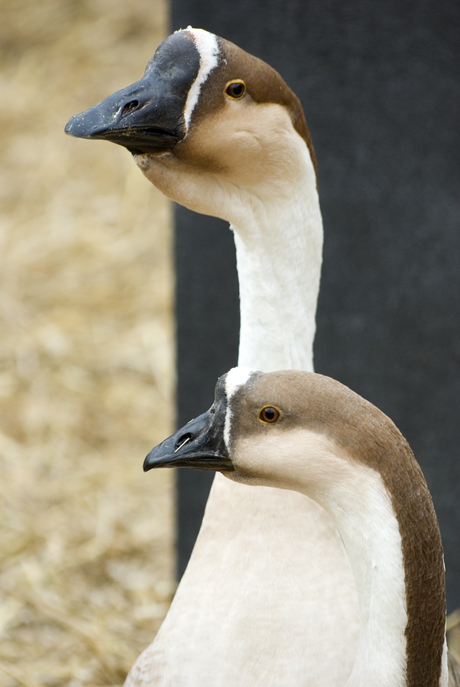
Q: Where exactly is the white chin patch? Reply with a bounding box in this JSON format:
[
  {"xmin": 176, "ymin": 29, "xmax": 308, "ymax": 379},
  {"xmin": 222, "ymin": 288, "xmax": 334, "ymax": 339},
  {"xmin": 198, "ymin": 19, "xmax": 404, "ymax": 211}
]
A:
[
  {"xmin": 223, "ymin": 367, "xmax": 255, "ymax": 449},
  {"xmin": 183, "ymin": 28, "xmax": 220, "ymax": 130}
]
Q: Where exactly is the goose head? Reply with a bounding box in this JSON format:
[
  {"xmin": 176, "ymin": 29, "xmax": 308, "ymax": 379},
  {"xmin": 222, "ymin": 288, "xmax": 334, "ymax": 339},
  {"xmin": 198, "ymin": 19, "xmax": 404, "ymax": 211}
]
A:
[
  {"xmin": 65, "ymin": 28, "xmax": 317, "ymax": 226},
  {"xmin": 143, "ymin": 366, "xmax": 400, "ymax": 502}
]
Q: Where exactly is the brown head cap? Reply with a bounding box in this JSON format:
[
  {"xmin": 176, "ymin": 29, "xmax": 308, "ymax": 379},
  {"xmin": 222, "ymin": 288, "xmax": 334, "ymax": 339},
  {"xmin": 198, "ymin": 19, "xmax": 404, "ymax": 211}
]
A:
[{"xmin": 190, "ymin": 34, "xmax": 318, "ymax": 178}]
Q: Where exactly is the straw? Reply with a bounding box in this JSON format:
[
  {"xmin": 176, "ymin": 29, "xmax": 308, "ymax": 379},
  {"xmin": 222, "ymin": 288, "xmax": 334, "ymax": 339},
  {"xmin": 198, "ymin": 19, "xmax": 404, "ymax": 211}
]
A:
[{"xmin": 0, "ymin": 0, "xmax": 175, "ymax": 684}]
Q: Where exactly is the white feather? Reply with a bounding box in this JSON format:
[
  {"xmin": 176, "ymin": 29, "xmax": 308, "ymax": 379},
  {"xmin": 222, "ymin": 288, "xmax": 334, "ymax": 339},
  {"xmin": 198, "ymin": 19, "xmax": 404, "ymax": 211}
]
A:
[{"xmin": 183, "ymin": 28, "xmax": 219, "ymax": 130}]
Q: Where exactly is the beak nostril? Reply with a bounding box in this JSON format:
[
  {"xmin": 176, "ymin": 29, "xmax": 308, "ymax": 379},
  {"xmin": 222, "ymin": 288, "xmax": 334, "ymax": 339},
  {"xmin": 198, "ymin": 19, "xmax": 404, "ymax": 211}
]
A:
[
  {"xmin": 175, "ymin": 432, "xmax": 192, "ymax": 452},
  {"xmin": 121, "ymin": 100, "xmax": 140, "ymax": 116}
]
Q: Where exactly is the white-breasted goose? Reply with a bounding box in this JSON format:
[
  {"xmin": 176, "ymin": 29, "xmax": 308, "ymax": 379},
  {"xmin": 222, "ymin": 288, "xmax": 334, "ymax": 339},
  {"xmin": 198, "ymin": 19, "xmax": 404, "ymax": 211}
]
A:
[
  {"xmin": 66, "ymin": 28, "xmax": 360, "ymax": 686},
  {"xmin": 145, "ymin": 367, "xmax": 460, "ymax": 687}
]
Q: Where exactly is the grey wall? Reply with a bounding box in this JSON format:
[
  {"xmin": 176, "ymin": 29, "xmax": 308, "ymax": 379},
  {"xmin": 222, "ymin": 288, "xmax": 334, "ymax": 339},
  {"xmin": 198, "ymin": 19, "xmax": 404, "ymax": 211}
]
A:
[{"xmin": 172, "ymin": 0, "xmax": 460, "ymax": 609}]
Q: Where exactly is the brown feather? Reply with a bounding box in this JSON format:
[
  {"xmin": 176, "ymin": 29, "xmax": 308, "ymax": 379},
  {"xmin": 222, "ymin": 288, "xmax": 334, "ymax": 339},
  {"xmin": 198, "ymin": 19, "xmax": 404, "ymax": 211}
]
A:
[{"xmin": 229, "ymin": 370, "xmax": 446, "ymax": 687}]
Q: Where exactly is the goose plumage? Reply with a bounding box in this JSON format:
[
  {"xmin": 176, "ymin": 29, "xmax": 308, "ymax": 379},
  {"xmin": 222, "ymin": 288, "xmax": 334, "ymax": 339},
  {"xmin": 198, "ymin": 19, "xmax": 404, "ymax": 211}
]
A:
[
  {"xmin": 66, "ymin": 28, "xmax": 360, "ymax": 686},
  {"xmin": 145, "ymin": 366, "xmax": 460, "ymax": 687}
]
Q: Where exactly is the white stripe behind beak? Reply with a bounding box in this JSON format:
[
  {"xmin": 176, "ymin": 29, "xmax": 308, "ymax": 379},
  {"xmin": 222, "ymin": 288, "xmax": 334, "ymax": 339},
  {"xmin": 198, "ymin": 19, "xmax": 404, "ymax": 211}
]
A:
[{"xmin": 183, "ymin": 28, "xmax": 220, "ymax": 130}]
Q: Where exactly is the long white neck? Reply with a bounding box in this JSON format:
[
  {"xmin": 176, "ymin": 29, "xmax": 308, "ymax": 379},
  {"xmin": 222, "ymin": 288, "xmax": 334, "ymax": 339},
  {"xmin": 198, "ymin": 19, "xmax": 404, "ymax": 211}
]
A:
[
  {"xmin": 298, "ymin": 453, "xmax": 448, "ymax": 687},
  {"xmin": 231, "ymin": 141, "xmax": 322, "ymax": 372},
  {"xmin": 322, "ymin": 467, "xmax": 408, "ymax": 687}
]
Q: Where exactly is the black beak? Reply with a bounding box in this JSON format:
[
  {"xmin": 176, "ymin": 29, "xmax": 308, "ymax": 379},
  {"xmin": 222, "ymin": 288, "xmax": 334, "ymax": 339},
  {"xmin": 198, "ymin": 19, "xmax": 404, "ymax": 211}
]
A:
[
  {"xmin": 144, "ymin": 377, "xmax": 233, "ymax": 472},
  {"xmin": 144, "ymin": 411, "xmax": 233, "ymax": 472},
  {"xmin": 65, "ymin": 30, "xmax": 201, "ymax": 155}
]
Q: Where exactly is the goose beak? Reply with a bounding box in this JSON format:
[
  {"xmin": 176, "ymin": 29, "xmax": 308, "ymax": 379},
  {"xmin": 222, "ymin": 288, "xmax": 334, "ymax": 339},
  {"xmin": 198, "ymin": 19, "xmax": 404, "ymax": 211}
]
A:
[
  {"xmin": 143, "ymin": 407, "xmax": 234, "ymax": 473},
  {"xmin": 64, "ymin": 78, "xmax": 184, "ymax": 154},
  {"xmin": 65, "ymin": 31, "xmax": 200, "ymax": 154}
]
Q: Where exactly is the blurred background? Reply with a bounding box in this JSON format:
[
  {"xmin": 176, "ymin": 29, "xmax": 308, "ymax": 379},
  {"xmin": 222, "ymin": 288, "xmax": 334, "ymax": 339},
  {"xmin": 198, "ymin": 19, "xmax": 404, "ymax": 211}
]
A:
[{"xmin": 0, "ymin": 1, "xmax": 174, "ymax": 684}]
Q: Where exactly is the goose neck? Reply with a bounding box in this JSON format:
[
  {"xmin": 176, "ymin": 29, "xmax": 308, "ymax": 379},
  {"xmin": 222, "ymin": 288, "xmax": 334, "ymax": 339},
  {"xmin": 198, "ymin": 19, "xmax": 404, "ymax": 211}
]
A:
[
  {"xmin": 231, "ymin": 164, "xmax": 323, "ymax": 373},
  {"xmin": 306, "ymin": 450, "xmax": 447, "ymax": 687}
]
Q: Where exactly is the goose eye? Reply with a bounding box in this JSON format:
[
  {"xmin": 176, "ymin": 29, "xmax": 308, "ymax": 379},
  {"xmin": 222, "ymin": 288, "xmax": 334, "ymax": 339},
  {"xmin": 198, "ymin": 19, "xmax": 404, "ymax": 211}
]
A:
[
  {"xmin": 224, "ymin": 80, "xmax": 246, "ymax": 100},
  {"xmin": 257, "ymin": 405, "xmax": 281, "ymax": 424}
]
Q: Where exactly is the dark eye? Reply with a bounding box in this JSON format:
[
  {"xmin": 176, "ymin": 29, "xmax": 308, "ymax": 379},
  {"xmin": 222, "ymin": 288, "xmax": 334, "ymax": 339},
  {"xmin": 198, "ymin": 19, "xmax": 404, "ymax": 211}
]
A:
[
  {"xmin": 224, "ymin": 80, "xmax": 246, "ymax": 100},
  {"xmin": 257, "ymin": 405, "xmax": 281, "ymax": 424}
]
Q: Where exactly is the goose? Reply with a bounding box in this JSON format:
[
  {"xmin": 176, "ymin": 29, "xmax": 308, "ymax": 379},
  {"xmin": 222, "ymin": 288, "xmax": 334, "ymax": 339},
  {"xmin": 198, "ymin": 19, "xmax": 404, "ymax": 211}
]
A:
[
  {"xmin": 65, "ymin": 28, "xmax": 360, "ymax": 686},
  {"xmin": 144, "ymin": 366, "xmax": 460, "ymax": 687}
]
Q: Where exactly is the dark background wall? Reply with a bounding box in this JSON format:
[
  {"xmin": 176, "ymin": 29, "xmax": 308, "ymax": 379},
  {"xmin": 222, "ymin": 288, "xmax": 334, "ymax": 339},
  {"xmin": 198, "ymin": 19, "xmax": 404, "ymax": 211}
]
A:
[{"xmin": 172, "ymin": 0, "xmax": 460, "ymax": 610}]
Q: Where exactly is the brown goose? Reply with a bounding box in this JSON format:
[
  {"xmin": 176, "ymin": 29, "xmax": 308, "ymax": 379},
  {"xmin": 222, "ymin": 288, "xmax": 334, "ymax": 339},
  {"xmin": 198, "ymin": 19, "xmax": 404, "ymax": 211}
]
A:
[{"xmin": 145, "ymin": 366, "xmax": 460, "ymax": 687}]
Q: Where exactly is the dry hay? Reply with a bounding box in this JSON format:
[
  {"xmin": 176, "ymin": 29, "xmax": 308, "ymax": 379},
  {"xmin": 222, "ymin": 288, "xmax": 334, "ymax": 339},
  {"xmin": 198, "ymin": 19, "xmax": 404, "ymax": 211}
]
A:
[{"xmin": 0, "ymin": 0, "xmax": 175, "ymax": 684}]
